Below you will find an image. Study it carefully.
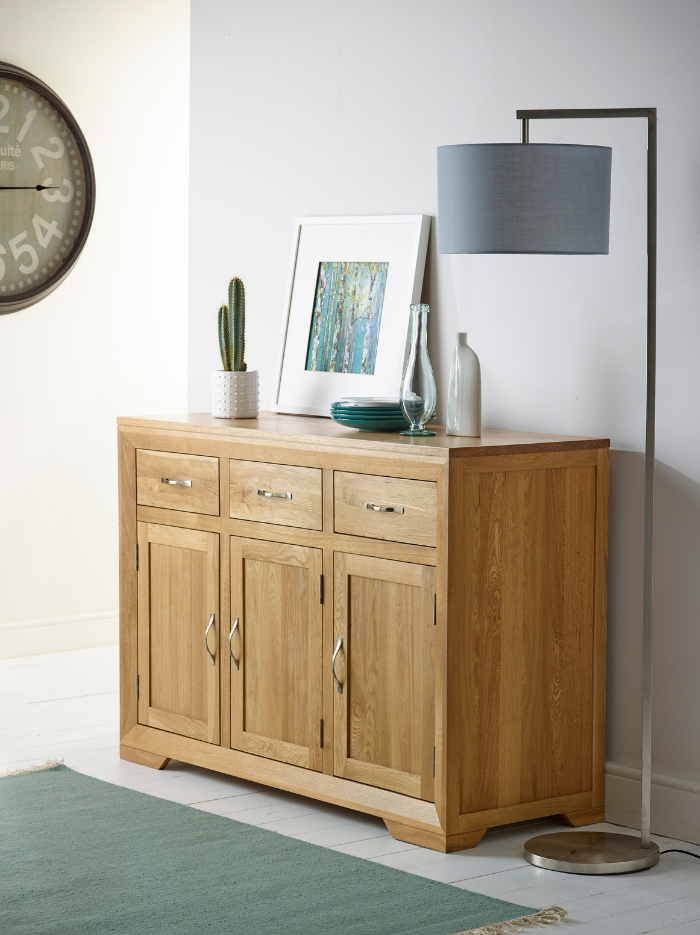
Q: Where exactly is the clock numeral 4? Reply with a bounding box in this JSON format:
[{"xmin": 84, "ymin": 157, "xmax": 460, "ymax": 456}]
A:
[
  {"xmin": 33, "ymin": 214, "xmax": 63, "ymax": 248},
  {"xmin": 9, "ymin": 232, "xmax": 39, "ymax": 275}
]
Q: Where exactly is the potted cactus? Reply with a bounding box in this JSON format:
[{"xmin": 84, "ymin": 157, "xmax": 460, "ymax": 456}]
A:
[{"xmin": 211, "ymin": 277, "xmax": 259, "ymax": 418}]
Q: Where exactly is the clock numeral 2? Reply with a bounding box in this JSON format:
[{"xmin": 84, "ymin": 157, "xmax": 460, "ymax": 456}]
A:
[
  {"xmin": 0, "ymin": 95, "xmax": 8, "ymax": 134},
  {"xmin": 32, "ymin": 136, "xmax": 65, "ymax": 169}
]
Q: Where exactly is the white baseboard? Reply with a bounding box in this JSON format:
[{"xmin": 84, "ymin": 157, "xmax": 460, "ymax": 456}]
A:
[
  {"xmin": 606, "ymin": 760, "xmax": 700, "ymax": 846},
  {"xmin": 0, "ymin": 612, "xmax": 118, "ymax": 659}
]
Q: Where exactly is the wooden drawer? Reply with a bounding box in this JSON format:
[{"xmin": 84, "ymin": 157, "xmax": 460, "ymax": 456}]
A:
[
  {"xmin": 136, "ymin": 450, "xmax": 220, "ymax": 515},
  {"xmin": 334, "ymin": 472, "xmax": 437, "ymax": 547},
  {"xmin": 229, "ymin": 460, "xmax": 322, "ymax": 530}
]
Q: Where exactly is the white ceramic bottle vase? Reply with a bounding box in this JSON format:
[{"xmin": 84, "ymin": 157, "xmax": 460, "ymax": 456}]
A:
[{"xmin": 446, "ymin": 333, "xmax": 481, "ymax": 437}]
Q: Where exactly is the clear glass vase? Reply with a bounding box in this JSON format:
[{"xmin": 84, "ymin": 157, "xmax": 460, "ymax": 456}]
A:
[{"xmin": 399, "ymin": 303, "xmax": 437, "ymax": 436}]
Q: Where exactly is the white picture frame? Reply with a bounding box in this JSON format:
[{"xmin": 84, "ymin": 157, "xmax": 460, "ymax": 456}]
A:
[{"xmin": 271, "ymin": 215, "xmax": 431, "ymax": 417}]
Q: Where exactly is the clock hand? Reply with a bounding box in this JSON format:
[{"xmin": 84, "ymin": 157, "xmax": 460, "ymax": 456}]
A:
[{"xmin": 0, "ymin": 184, "xmax": 59, "ymax": 191}]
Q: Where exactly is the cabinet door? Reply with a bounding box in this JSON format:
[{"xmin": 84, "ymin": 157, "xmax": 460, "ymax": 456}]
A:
[
  {"xmin": 333, "ymin": 553, "xmax": 435, "ymax": 800},
  {"xmin": 137, "ymin": 523, "xmax": 220, "ymax": 743},
  {"xmin": 230, "ymin": 537, "xmax": 323, "ymax": 770}
]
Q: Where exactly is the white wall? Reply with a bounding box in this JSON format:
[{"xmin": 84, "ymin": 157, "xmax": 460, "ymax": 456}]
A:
[
  {"xmin": 189, "ymin": 0, "xmax": 700, "ymax": 840},
  {"xmin": 0, "ymin": 0, "xmax": 190, "ymax": 657}
]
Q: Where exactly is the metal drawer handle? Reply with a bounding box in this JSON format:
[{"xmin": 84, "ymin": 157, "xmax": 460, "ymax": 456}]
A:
[
  {"xmin": 205, "ymin": 613, "xmax": 216, "ymax": 666},
  {"xmin": 161, "ymin": 477, "xmax": 192, "ymax": 487},
  {"xmin": 228, "ymin": 617, "xmax": 239, "ymax": 670},
  {"xmin": 331, "ymin": 636, "xmax": 344, "ymax": 694},
  {"xmin": 257, "ymin": 489, "xmax": 292, "ymax": 500},
  {"xmin": 364, "ymin": 501, "xmax": 404, "ymax": 514}
]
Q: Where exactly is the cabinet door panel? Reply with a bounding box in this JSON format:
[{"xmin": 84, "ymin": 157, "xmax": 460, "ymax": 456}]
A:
[
  {"xmin": 230, "ymin": 538, "xmax": 323, "ymax": 770},
  {"xmin": 137, "ymin": 523, "xmax": 220, "ymax": 743},
  {"xmin": 333, "ymin": 553, "xmax": 435, "ymax": 800}
]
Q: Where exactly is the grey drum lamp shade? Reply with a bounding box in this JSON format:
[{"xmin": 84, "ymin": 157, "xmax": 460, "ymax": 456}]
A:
[{"xmin": 437, "ymin": 143, "xmax": 612, "ymax": 255}]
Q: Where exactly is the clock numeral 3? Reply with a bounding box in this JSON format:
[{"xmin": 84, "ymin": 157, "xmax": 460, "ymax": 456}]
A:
[
  {"xmin": 0, "ymin": 95, "xmax": 8, "ymax": 134},
  {"xmin": 42, "ymin": 178, "xmax": 75, "ymax": 204}
]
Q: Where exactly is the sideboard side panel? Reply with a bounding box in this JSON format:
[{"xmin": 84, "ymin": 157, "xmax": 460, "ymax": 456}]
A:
[
  {"xmin": 119, "ymin": 427, "xmax": 138, "ymax": 739},
  {"xmin": 450, "ymin": 454, "xmax": 600, "ymax": 819}
]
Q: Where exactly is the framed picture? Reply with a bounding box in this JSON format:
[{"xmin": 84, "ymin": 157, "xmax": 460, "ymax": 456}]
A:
[{"xmin": 271, "ymin": 215, "xmax": 431, "ymax": 416}]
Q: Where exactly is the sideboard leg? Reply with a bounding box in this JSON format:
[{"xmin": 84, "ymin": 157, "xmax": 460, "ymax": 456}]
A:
[
  {"xmin": 120, "ymin": 743, "xmax": 170, "ymax": 771},
  {"xmin": 385, "ymin": 820, "xmax": 486, "ymax": 853},
  {"xmin": 561, "ymin": 806, "xmax": 605, "ymax": 827}
]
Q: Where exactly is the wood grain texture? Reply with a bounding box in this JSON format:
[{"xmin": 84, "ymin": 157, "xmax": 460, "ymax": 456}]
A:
[
  {"xmin": 136, "ymin": 450, "xmax": 219, "ymax": 515},
  {"xmin": 562, "ymin": 806, "xmax": 605, "ymax": 827},
  {"xmin": 385, "ymin": 820, "xmax": 485, "ymax": 853},
  {"xmin": 118, "ymin": 428, "xmax": 138, "ymax": 740},
  {"xmin": 123, "ymin": 723, "xmax": 442, "ymax": 831},
  {"xmin": 124, "ymin": 426, "xmax": 447, "ymax": 482},
  {"xmin": 136, "ymin": 504, "xmax": 437, "ymax": 566},
  {"xmin": 229, "ymin": 459, "xmax": 322, "ymax": 529},
  {"xmin": 119, "ymin": 744, "xmax": 170, "ymax": 770},
  {"xmin": 230, "ymin": 537, "xmax": 323, "ymax": 771},
  {"xmin": 450, "ymin": 459, "xmax": 598, "ymax": 818},
  {"xmin": 137, "ymin": 522, "xmax": 220, "ymax": 744},
  {"xmin": 119, "ymin": 413, "xmax": 609, "ymax": 459},
  {"xmin": 334, "ymin": 472, "xmax": 437, "ymax": 547},
  {"xmin": 457, "ymin": 790, "xmax": 593, "ymax": 833},
  {"xmin": 334, "ymin": 553, "xmax": 435, "ymax": 800},
  {"xmin": 322, "ymin": 469, "xmax": 336, "ymax": 776},
  {"xmin": 120, "ymin": 415, "xmax": 609, "ymax": 848}
]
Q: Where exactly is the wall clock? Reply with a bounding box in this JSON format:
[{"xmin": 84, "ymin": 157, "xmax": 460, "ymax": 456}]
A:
[{"xmin": 0, "ymin": 62, "xmax": 95, "ymax": 314}]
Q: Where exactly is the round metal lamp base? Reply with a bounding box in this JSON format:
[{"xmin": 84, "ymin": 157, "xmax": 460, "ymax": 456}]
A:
[{"xmin": 524, "ymin": 832, "xmax": 660, "ymax": 875}]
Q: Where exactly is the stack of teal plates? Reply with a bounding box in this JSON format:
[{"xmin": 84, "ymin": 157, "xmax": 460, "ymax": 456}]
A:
[{"xmin": 330, "ymin": 398, "xmax": 409, "ymax": 432}]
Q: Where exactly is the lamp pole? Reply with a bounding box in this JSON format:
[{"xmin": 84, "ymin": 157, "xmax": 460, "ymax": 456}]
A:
[{"xmin": 516, "ymin": 107, "xmax": 657, "ymax": 865}]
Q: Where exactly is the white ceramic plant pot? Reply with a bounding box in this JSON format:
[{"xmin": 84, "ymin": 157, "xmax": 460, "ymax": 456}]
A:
[{"xmin": 211, "ymin": 370, "xmax": 259, "ymax": 419}]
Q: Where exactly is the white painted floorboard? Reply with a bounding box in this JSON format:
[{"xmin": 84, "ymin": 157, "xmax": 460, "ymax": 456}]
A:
[{"xmin": 3, "ymin": 646, "xmax": 700, "ymax": 933}]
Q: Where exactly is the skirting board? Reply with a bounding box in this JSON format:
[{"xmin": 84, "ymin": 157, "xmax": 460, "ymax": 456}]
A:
[
  {"xmin": 0, "ymin": 612, "xmax": 118, "ymax": 660},
  {"xmin": 606, "ymin": 760, "xmax": 700, "ymax": 846}
]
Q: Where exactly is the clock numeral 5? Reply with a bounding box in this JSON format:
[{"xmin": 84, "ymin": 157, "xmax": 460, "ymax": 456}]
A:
[
  {"xmin": 9, "ymin": 232, "xmax": 39, "ymax": 275},
  {"xmin": 42, "ymin": 178, "xmax": 74, "ymax": 203},
  {"xmin": 32, "ymin": 136, "xmax": 65, "ymax": 168},
  {"xmin": 0, "ymin": 244, "xmax": 6, "ymax": 282}
]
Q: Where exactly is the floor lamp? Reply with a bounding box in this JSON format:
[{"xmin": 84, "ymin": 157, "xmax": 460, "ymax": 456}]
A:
[{"xmin": 437, "ymin": 108, "xmax": 658, "ymax": 874}]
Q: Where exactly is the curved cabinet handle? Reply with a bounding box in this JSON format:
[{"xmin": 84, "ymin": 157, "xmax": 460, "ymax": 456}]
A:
[
  {"xmin": 161, "ymin": 477, "xmax": 192, "ymax": 487},
  {"xmin": 257, "ymin": 489, "xmax": 292, "ymax": 500},
  {"xmin": 228, "ymin": 617, "xmax": 239, "ymax": 671},
  {"xmin": 331, "ymin": 636, "xmax": 344, "ymax": 694},
  {"xmin": 364, "ymin": 501, "xmax": 404, "ymax": 514},
  {"xmin": 204, "ymin": 612, "xmax": 216, "ymax": 666}
]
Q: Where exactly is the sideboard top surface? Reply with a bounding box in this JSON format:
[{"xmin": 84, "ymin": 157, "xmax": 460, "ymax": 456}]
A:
[{"xmin": 118, "ymin": 412, "xmax": 609, "ymax": 461}]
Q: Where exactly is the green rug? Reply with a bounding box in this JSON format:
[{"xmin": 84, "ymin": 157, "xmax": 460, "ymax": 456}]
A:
[{"xmin": 0, "ymin": 765, "xmax": 561, "ymax": 934}]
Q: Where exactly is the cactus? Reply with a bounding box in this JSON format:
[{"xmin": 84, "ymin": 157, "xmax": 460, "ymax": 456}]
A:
[{"xmin": 218, "ymin": 277, "xmax": 247, "ymax": 372}]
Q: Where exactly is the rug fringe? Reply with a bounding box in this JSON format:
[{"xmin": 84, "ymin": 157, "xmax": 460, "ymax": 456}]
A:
[
  {"xmin": 451, "ymin": 905, "xmax": 567, "ymax": 935},
  {"xmin": 1, "ymin": 758, "xmax": 64, "ymax": 778}
]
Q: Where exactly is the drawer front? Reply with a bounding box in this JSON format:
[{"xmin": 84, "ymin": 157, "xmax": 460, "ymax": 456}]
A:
[
  {"xmin": 136, "ymin": 450, "xmax": 220, "ymax": 515},
  {"xmin": 229, "ymin": 460, "xmax": 323, "ymax": 530},
  {"xmin": 334, "ymin": 472, "xmax": 437, "ymax": 547}
]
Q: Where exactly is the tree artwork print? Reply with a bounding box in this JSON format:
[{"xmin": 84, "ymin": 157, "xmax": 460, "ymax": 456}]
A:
[{"xmin": 305, "ymin": 261, "xmax": 389, "ymax": 374}]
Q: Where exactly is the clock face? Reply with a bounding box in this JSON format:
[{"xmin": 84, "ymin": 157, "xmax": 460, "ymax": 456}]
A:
[{"xmin": 0, "ymin": 63, "xmax": 95, "ymax": 314}]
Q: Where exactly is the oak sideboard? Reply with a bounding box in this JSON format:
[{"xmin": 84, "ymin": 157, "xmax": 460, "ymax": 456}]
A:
[{"xmin": 118, "ymin": 413, "xmax": 609, "ymax": 852}]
